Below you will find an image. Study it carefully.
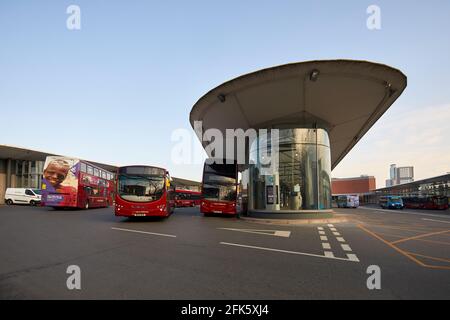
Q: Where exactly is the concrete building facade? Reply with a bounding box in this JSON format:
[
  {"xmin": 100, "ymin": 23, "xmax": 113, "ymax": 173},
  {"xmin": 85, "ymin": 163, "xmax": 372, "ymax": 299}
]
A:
[{"xmin": 386, "ymin": 164, "xmax": 414, "ymax": 186}]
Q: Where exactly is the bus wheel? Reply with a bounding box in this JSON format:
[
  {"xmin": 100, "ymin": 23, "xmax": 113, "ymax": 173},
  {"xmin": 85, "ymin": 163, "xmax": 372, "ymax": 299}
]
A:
[
  {"xmin": 85, "ymin": 202, "xmax": 89, "ymax": 210},
  {"xmin": 6, "ymin": 199, "xmax": 13, "ymax": 205}
]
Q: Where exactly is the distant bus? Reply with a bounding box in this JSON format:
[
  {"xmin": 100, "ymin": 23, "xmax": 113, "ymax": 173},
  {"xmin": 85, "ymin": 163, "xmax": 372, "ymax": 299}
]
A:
[
  {"xmin": 41, "ymin": 156, "xmax": 114, "ymax": 209},
  {"xmin": 115, "ymin": 165, "xmax": 175, "ymax": 217},
  {"xmin": 175, "ymin": 189, "xmax": 201, "ymax": 207},
  {"xmin": 403, "ymin": 196, "xmax": 449, "ymax": 210},
  {"xmin": 379, "ymin": 195, "xmax": 404, "ymax": 209},
  {"xmin": 201, "ymin": 160, "xmax": 238, "ymax": 216},
  {"xmin": 337, "ymin": 195, "xmax": 359, "ymax": 208}
]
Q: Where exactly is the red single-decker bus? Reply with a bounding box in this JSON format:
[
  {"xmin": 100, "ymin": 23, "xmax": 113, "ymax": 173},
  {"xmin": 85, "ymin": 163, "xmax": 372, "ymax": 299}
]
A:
[{"xmin": 115, "ymin": 165, "xmax": 175, "ymax": 217}]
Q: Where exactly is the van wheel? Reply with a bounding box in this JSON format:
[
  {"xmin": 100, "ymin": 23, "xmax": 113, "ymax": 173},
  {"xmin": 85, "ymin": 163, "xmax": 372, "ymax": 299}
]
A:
[
  {"xmin": 30, "ymin": 200, "xmax": 36, "ymax": 206},
  {"xmin": 6, "ymin": 199, "xmax": 13, "ymax": 205}
]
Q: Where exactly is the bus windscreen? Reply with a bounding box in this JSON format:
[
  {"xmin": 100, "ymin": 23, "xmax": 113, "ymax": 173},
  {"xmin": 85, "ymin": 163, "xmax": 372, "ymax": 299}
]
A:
[
  {"xmin": 118, "ymin": 173, "xmax": 165, "ymax": 203},
  {"xmin": 202, "ymin": 163, "xmax": 237, "ymax": 202}
]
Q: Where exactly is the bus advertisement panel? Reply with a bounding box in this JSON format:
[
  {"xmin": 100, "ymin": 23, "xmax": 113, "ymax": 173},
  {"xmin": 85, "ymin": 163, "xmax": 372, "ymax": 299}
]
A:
[
  {"xmin": 115, "ymin": 166, "xmax": 175, "ymax": 217},
  {"xmin": 337, "ymin": 195, "xmax": 359, "ymax": 208},
  {"xmin": 201, "ymin": 161, "xmax": 238, "ymax": 215},
  {"xmin": 41, "ymin": 156, "xmax": 79, "ymax": 207},
  {"xmin": 41, "ymin": 156, "xmax": 114, "ymax": 209}
]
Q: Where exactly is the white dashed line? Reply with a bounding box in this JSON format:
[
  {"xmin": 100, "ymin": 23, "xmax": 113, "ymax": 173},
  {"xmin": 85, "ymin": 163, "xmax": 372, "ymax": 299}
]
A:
[
  {"xmin": 346, "ymin": 254, "xmax": 360, "ymax": 262},
  {"xmin": 341, "ymin": 244, "xmax": 352, "ymax": 252},
  {"xmin": 317, "ymin": 225, "xmax": 360, "ymax": 262}
]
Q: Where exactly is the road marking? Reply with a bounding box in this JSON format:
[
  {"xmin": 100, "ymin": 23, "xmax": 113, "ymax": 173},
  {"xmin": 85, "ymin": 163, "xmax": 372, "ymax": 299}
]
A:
[
  {"xmin": 324, "ymin": 251, "xmax": 334, "ymax": 258},
  {"xmin": 390, "ymin": 229, "xmax": 450, "ymax": 245},
  {"xmin": 336, "ymin": 237, "xmax": 345, "ymax": 242},
  {"xmin": 111, "ymin": 227, "xmax": 176, "ymax": 238},
  {"xmin": 333, "ymin": 232, "xmax": 341, "ymax": 236},
  {"xmin": 406, "ymin": 252, "xmax": 450, "ymax": 263},
  {"xmin": 357, "ymin": 224, "xmax": 427, "ymax": 267},
  {"xmin": 341, "ymin": 244, "xmax": 352, "ymax": 252},
  {"xmin": 327, "ymin": 224, "xmax": 334, "ymax": 227},
  {"xmin": 330, "ymin": 227, "xmax": 337, "ymax": 232},
  {"xmin": 218, "ymin": 228, "xmax": 291, "ymax": 238},
  {"xmin": 322, "ymin": 243, "xmax": 331, "ymax": 249},
  {"xmin": 346, "ymin": 254, "xmax": 360, "ymax": 262},
  {"xmin": 422, "ymin": 218, "xmax": 450, "ymax": 224},
  {"xmin": 360, "ymin": 206, "xmax": 450, "ymax": 219},
  {"xmin": 319, "ymin": 230, "xmax": 325, "ymax": 235},
  {"xmin": 220, "ymin": 242, "xmax": 359, "ymax": 263},
  {"xmin": 317, "ymin": 227, "xmax": 324, "ymax": 230},
  {"xmin": 412, "ymin": 238, "xmax": 450, "ymax": 246},
  {"xmin": 320, "ymin": 236, "xmax": 328, "ymax": 241}
]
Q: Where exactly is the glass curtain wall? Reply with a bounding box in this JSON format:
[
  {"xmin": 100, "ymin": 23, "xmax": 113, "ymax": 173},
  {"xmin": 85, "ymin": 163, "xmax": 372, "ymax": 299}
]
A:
[
  {"xmin": 249, "ymin": 128, "xmax": 331, "ymax": 212},
  {"xmin": 14, "ymin": 160, "xmax": 44, "ymax": 189}
]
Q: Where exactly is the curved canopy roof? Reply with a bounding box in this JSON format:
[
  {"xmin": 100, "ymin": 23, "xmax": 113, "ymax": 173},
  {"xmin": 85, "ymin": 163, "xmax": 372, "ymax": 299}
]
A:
[{"xmin": 190, "ymin": 60, "xmax": 407, "ymax": 169}]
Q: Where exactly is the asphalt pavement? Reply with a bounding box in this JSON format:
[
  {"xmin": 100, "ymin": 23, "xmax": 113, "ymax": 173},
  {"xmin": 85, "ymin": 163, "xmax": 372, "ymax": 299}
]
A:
[{"xmin": 0, "ymin": 204, "xmax": 449, "ymax": 299}]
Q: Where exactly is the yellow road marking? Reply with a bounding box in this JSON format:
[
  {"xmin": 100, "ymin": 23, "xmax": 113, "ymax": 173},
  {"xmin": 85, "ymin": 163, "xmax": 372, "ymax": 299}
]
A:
[
  {"xmin": 391, "ymin": 230, "xmax": 450, "ymax": 245},
  {"xmin": 406, "ymin": 252, "xmax": 450, "ymax": 263},
  {"xmin": 412, "ymin": 238, "xmax": 450, "ymax": 246},
  {"xmin": 363, "ymin": 224, "xmax": 442, "ymax": 233},
  {"xmin": 357, "ymin": 224, "xmax": 427, "ymax": 267}
]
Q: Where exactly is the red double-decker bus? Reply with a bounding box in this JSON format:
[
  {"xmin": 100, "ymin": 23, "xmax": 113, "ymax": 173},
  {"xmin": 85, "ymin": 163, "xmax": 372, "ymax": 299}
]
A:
[
  {"xmin": 41, "ymin": 156, "xmax": 114, "ymax": 209},
  {"xmin": 115, "ymin": 165, "xmax": 175, "ymax": 217},
  {"xmin": 403, "ymin": 196, "xmax": 449, "ymax": 210},
  {"xmin": 201, "ymin": 160, "xmax": 238, "ymax": 216},
  {"xmin": 175, "ymin": 189, "xmax": 201, "ymax": 207}
]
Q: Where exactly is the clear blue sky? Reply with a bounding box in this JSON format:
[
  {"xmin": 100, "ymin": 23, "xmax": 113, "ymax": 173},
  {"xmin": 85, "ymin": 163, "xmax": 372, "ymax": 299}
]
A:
[{"xmin": 1, "ymin": 1, "xmax": 449, "ymax": 185}]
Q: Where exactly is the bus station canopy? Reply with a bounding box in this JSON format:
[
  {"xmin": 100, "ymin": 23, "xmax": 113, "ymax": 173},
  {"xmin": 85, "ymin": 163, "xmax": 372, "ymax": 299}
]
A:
[{"xmin": 190, "ymin": 60, "xmax": 407, "ymax": 169}]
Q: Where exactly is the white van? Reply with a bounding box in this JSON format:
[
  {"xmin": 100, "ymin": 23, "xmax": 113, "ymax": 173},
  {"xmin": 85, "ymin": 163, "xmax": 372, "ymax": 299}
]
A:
[{"xmin": 4, "ymin": 188, "xmax": 42, "ymax": 206}]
